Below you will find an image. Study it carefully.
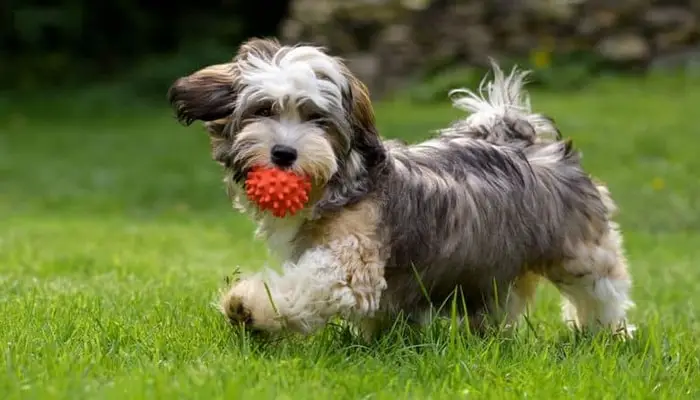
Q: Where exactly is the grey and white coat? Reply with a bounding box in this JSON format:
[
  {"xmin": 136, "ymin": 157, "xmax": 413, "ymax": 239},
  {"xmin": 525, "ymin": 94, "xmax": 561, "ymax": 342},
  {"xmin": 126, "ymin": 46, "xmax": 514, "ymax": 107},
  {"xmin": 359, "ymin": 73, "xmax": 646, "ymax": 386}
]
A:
[{"xmin": 168, "ymin": 38, "xmax": 635, "ymax": 339}]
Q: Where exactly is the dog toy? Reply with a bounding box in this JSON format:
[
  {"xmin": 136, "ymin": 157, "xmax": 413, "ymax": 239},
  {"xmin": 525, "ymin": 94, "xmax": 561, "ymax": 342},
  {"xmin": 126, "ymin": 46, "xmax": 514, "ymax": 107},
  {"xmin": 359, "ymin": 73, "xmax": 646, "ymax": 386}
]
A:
[{"xmin": 245, "ymin": 166, "xmax": 312, "ymax": 218}]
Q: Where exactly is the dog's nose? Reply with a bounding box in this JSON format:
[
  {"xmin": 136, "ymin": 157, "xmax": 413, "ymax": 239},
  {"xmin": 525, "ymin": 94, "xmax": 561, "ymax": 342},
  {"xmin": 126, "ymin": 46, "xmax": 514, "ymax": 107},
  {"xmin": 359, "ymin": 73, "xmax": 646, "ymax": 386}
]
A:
[{"xmin": 270, "ymin": 144, "xmax": 298, "ymax": 167}]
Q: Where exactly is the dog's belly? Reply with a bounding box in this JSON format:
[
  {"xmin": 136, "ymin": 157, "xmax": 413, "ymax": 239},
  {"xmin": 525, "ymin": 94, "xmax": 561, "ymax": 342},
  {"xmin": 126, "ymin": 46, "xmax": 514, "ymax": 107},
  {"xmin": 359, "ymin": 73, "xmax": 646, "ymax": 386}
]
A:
[{"xmin": 381, "ymin": 254, "xmax": 525, "ymax": 319}]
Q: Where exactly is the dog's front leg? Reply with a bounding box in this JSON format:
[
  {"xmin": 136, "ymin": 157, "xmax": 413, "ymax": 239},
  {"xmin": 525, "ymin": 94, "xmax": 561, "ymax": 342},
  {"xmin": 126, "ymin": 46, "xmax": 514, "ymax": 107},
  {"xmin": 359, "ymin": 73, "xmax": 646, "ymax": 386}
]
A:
[{"xmin": 219, "ymin": 236, "xmax": 387, "ymax": 335}]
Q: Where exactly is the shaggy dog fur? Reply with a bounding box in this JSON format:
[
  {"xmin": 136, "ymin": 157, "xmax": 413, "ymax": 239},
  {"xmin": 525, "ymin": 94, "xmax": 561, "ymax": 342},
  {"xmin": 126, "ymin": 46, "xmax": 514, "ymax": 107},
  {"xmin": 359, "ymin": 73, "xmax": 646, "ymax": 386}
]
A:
[{"xmin": 167, "ymin": 37, "xmax": 635, "ymax": 339}]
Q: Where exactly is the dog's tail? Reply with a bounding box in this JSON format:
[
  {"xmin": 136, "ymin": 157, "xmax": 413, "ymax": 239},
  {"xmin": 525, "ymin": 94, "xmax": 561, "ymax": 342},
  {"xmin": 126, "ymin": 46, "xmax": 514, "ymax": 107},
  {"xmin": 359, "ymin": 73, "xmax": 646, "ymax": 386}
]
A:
[{"xmin": 441, "ymin": 60, "xmax": 561, "ymax": 146}]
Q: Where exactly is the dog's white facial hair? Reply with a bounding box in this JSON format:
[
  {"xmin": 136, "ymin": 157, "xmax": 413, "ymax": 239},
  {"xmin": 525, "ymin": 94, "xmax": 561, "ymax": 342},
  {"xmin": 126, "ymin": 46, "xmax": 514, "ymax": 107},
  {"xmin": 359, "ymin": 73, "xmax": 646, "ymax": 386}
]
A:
[
  {"xmin": 228, "ymin": 44, "xmax": 360, "ymax": 192},
  {"xmin": 231, "ymin": 114, "xmax": 338, "ymax": 185}
]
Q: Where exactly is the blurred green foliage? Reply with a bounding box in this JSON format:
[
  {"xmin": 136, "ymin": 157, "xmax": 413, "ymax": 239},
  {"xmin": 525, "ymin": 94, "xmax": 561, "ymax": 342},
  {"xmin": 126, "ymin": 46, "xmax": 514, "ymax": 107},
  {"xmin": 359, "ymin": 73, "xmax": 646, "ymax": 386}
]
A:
[
  {"xmin": 0, "ymin": 1, "xmax": 289, "ymax": 92},
  {"xmin": 398, "ymin": 49, "xmax": 647, "ymax": 104},
  {"xmin": 1, "ymin": 1, "xmax": 683, "ymax": 100}
]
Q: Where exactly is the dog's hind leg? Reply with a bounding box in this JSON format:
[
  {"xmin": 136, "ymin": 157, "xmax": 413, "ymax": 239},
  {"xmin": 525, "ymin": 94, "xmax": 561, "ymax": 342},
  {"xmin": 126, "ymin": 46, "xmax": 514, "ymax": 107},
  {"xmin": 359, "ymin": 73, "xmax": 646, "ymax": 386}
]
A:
[
  {"xmin": 547, "ymin": 223, "xmax": 635, "ymax": 338},
  {"xmin": 503, "ymin": 271, "xmax": 541, "ymax": 330}
]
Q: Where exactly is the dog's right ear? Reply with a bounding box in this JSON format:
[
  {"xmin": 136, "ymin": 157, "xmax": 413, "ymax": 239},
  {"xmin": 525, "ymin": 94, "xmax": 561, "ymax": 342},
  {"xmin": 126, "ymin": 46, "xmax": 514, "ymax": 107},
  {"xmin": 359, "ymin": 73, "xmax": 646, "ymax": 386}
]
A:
[{"xmin": 167, "ymin": 63, "xmax": 238, "ymax": 126}]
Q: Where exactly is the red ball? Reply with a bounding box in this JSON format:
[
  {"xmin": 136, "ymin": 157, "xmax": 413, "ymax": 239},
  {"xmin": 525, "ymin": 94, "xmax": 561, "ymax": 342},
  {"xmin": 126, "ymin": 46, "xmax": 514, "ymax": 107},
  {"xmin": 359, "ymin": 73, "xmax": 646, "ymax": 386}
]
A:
[{"xmin": 244, "ymin": 166, "xmax": 312, "ymax": 218}]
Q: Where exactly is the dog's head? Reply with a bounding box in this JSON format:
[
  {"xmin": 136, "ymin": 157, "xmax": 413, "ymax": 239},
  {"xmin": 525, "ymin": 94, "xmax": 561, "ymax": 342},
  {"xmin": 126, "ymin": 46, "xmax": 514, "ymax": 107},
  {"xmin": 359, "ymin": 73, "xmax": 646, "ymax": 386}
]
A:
[{"xmin": 167, "ymin": 38, "xmax": 387, "ymax": 218}]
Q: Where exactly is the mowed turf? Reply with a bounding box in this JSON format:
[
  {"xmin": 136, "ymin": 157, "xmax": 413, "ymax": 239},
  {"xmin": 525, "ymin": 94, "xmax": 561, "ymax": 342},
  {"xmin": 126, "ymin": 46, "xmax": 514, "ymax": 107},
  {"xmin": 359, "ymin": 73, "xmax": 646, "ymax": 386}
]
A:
[{"xmin": 1, "ymin": 74, "xmax": 700, "ymax": 399}]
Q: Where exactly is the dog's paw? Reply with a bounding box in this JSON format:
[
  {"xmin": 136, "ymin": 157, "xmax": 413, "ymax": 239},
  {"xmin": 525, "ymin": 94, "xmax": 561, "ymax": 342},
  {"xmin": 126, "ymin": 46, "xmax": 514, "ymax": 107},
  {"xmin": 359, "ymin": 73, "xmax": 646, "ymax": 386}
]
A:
[
  {"xmin": 222, "ymin": 292, "xmax": 253, "ymax": 326},
  {"xmin": 614, "ymin": 322, "xmax": 636, "ymax": 341},
  {"xmin": 219, "ymin": 277, "xmax": 284, "ymax": 333}
]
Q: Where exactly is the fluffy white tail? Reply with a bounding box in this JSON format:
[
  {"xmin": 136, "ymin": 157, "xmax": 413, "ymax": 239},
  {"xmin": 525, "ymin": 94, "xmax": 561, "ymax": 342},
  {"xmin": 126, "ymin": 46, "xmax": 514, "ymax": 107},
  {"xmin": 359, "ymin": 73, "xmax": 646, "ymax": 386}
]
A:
[{"xmin": 446, "ymin": 60, "xmax": 560, "ymax": 144}]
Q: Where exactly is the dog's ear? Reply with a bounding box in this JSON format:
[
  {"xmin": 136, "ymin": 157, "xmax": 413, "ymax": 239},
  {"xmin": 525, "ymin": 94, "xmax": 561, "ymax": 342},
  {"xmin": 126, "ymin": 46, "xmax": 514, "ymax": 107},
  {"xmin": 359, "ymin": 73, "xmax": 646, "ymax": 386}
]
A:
[
  {"xmin": 313, "ymin": 73, "xmax": 388, "ymax": 217},
  {"xmin": 235, "ymin": 37, "xmax": 282, "ymax": 61},
  {"xmin": 167, "ymin": 63, "xmax": 238, "ymax": 126},
  {"xmin": 344, "ymin": 75, "xmax": 387, "ymax": 173}
]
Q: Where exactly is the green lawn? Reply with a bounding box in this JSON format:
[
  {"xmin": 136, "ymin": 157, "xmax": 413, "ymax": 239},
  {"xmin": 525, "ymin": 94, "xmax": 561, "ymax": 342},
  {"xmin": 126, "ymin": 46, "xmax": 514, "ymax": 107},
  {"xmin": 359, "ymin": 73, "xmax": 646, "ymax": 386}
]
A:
[{"xmin": 2, "ymin": 75, "xmax": 700, "ymax": 399}]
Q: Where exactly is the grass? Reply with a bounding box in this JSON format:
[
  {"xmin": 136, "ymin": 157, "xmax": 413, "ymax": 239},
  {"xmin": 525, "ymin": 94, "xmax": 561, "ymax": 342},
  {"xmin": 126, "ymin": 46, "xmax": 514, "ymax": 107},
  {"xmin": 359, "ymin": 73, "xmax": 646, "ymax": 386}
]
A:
[{"xmin": 2, "ymin": 73, "xmax": 700, "ymax": 399}]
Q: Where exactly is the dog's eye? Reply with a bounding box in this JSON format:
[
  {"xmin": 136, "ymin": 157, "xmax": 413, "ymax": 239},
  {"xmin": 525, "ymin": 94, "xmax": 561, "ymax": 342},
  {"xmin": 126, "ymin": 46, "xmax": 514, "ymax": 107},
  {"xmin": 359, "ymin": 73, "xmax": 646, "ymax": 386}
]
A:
[
  {"xmin": 308, "ymin": 113, "xmax": 324, "ymax": 122},
  {"xmin": 254, "ymin": 106, "xmax": 272, "ymax": 117}
]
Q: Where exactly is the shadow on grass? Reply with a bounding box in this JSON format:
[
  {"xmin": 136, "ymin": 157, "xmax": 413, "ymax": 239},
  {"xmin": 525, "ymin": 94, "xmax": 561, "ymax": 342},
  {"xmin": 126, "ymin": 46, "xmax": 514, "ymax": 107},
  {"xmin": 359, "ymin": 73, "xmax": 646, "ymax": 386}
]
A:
[{"xmin": 213, "ymin": 310, "xmax": 648, "ymax": 366}]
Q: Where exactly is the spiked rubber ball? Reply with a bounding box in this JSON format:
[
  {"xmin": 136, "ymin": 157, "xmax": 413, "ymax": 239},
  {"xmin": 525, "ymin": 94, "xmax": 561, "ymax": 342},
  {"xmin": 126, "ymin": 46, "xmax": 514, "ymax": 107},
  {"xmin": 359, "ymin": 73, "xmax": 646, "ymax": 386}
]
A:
[{"xmin": 245, "ymin": 166, "xmax": 312, "ymax": 218}]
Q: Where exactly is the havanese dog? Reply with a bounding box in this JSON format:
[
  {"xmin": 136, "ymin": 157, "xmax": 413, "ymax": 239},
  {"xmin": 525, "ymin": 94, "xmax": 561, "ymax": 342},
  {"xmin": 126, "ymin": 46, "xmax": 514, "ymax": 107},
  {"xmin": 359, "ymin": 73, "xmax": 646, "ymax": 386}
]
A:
[{"xmin": 167, "ymin": 37, "xmax": 635, "ymax": 340}]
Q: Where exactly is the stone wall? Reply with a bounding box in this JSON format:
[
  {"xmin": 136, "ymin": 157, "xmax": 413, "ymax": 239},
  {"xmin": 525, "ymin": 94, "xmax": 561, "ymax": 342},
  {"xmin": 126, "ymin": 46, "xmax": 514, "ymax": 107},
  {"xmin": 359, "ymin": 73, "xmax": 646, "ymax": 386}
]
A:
[{"xmin": 281, "ymin": 0, "xmax": 700, "ymax": 98}]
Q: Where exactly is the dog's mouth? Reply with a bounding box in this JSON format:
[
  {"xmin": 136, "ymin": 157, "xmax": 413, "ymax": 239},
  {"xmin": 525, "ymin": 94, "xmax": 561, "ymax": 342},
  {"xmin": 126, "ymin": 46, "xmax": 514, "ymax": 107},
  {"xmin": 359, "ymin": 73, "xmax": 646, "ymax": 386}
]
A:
[{"xmin": 234, "ymin": 162, "xmax": 299, "ymax": 182}]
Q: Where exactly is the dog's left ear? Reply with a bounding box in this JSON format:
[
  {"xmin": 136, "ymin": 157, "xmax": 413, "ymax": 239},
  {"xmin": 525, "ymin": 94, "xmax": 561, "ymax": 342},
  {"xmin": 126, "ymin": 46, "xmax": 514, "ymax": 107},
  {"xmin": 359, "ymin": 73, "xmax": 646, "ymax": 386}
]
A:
[
  {"xmin": 313, "ymin": 73, "xmax": 388, "ymax": 217},
  {"xmin": 345, "ymin": 75, "xmax": 387, "ymax": 172},
  {"xmin": 167, "ymin": 63, "xmax": 238, "ymax": 126}
]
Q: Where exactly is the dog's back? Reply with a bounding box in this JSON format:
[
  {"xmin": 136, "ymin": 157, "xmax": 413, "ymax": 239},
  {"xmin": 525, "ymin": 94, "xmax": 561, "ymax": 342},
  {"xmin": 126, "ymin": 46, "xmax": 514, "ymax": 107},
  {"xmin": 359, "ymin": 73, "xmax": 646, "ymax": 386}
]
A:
[{"xmin": 377, "ymin": 63, "xmax": 615, "ymax": 325}]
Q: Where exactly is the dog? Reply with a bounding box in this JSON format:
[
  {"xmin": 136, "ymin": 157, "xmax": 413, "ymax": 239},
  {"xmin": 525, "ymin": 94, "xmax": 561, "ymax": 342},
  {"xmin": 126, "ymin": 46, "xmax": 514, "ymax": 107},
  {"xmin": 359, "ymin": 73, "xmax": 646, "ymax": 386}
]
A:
[{"xmin": 167, "ymin": 37, "xmax": 635, "ymax": 339}]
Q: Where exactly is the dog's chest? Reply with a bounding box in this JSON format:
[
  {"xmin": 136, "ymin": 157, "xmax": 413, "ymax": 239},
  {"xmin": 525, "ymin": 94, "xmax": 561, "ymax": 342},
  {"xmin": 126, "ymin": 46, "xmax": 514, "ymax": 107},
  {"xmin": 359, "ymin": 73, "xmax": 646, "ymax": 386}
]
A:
[{"xmin": 257, "ymin": 213, "xmax": 308, "ymax": 262}]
